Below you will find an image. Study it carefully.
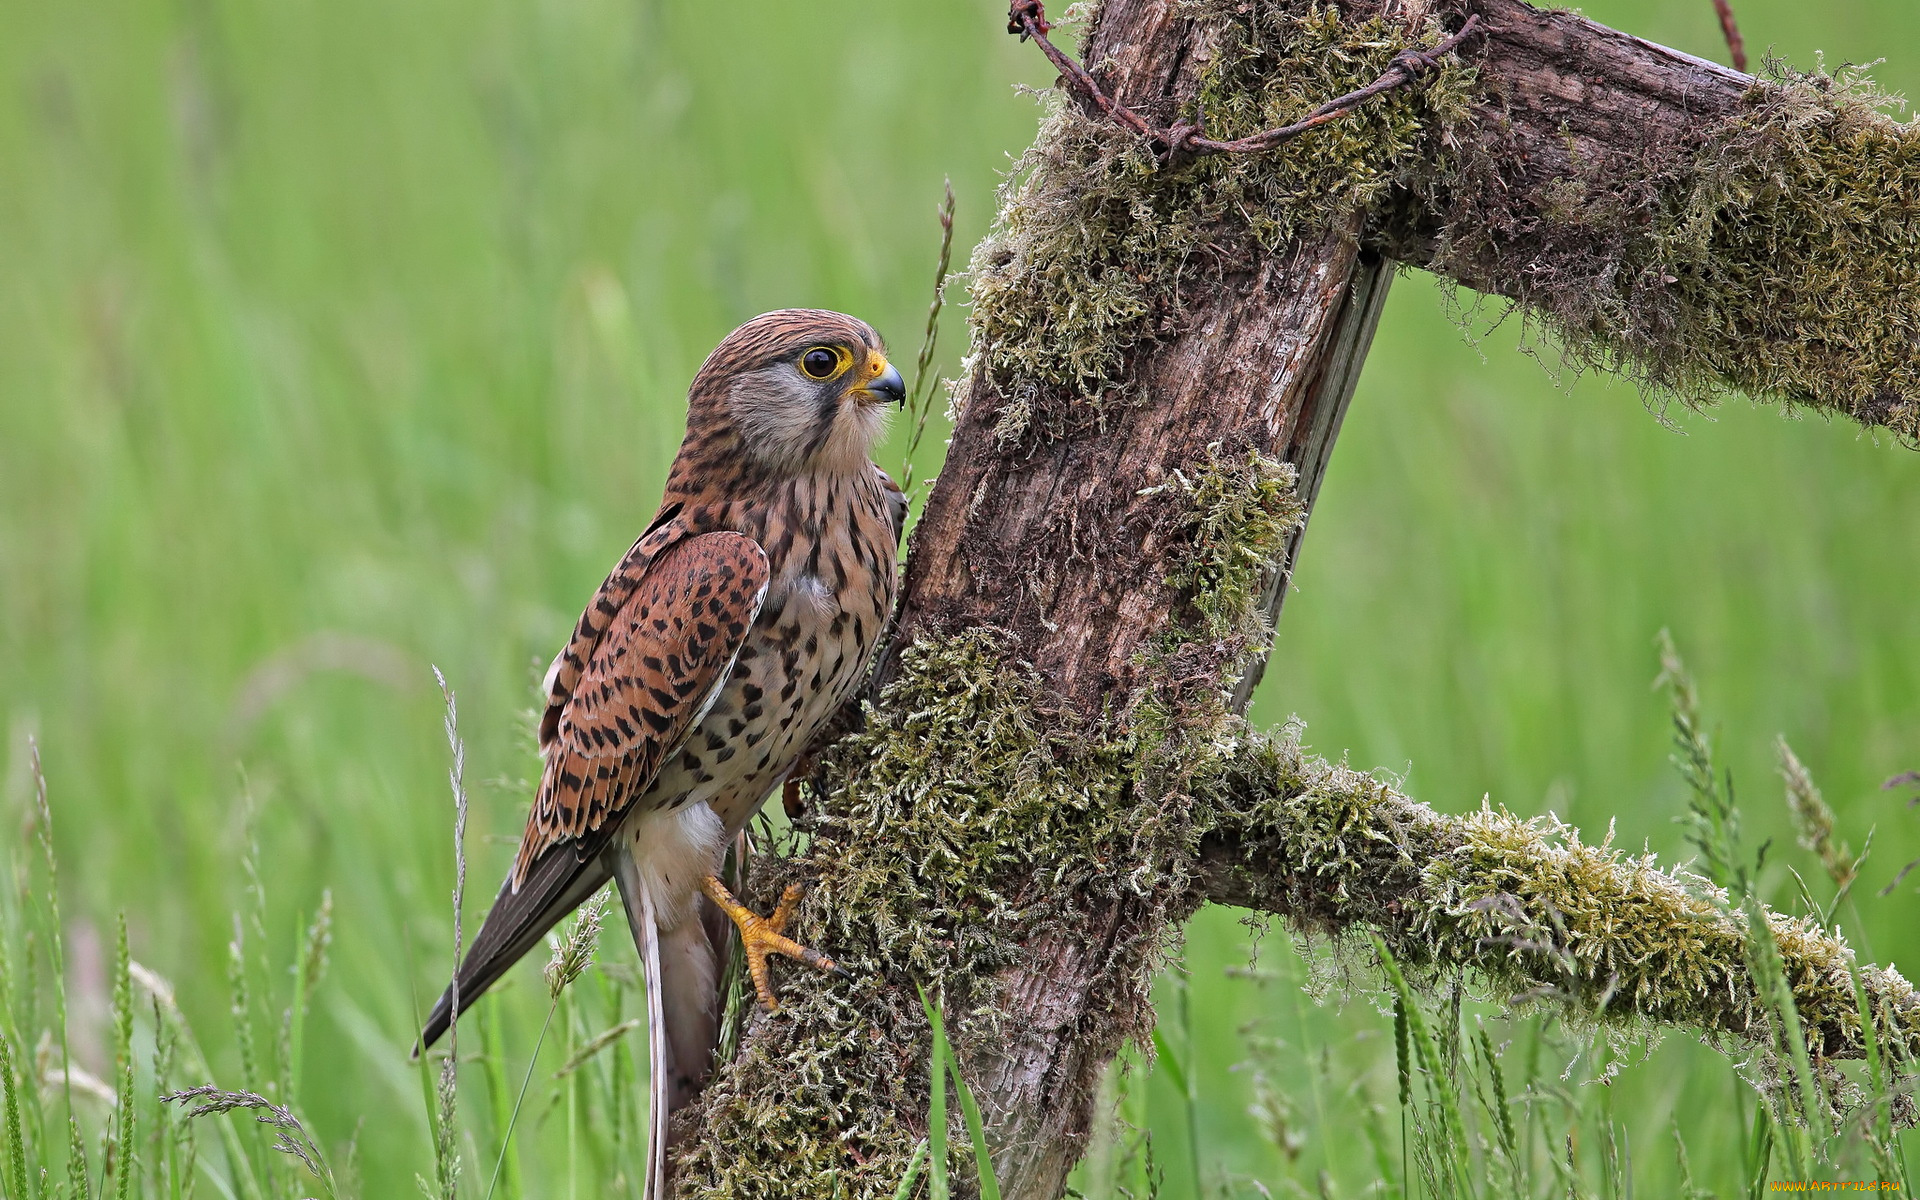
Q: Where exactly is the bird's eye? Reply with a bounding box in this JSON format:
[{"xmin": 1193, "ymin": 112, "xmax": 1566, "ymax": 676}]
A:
[{"xmin": 800, "ymin": 347, "xmax": 843, "ymax": 380}]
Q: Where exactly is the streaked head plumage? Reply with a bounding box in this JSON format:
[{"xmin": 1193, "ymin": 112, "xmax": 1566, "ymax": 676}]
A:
[{"xmin": 687, "ymin": 309, "xmax": 904, "ymax": 476}]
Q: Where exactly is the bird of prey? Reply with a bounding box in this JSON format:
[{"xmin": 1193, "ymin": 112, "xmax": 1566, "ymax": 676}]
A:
[{"xmin": 418, "ymin": 309, "xmax": 907, "ymax": 1194}]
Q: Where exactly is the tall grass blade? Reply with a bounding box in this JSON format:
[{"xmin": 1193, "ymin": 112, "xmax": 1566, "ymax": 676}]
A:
[
  {"xmin": 948, "ymin": 1054, "xmax": 1001, "ymax": 1200},
  {"xmin": 221, "ymin": 924, "xmax": 268, "ymax": 1193},
  {"xmin": 1370, "ymin": 936, "xmax": 1471, "ymax": 1200},
  {"xmin": 0, "ymin": 1034, "xmax": 28, "ymax": 1200},
  {"xmin": 1744, "ymin": 895, "xmax": 1825, "ymax": 1167},
  {"xmin": 1672, "ymin": 1118, "xmax": 1705, "ymax": 1200},
  {"xmin": 1146, "ymin": 1030, "xmax": 1187, "ymax": 1103},
  {"xmin": 111, "ymin": 916, "xmax": 134, "ymax": 1200},
  {"xmin": 482, "ymin": 1003, "xmax": 554, "ymax": 1200},
  {"xmin": 1147, "ymin": 1025, "xmax": 1202, "ymax": 1199},
  {"xmin": 26, "ymin": 740, "xmax": 84, "ymax": 1199},
  {"xmin": 432, "ymin": 667, "xmax": 469, "ymax": 1200},
  {"xmin": 1656, "ymin": 631, "xmax": 1739, "ymax": 887},
  {"xmin": 483, "ymin": 998, "xmax": 529, "ymax": 1198},
  {"xmin": 135, "ymin": 961, "xmax": 263, "ymax": 1200},
  {"xmin": 1358, "ymin": 1089, "xmax": 1403, "ymax": 1200},
  {"xmin": 287, "ymin": 891, "xmax": 333, "ymax": 1110},
  {"xmin": 1659, "ymin": 634, "xmax": 1839, "ymax": 1179},
  {"xmin": 147, "ymin": 991, "xmax": 184, "ymax": 1200},
  {"xmin": 1393, "ymin": 996, "xmax": 1410, "ymax": 1197},
  {"xmin": 161, "ymin": 1087, "xmax": 336, "ymax": 1197},
  {"xmin": 66, "ymin": 1115, "xmax": 90, "ymax": 1200},
  {"xmin": 1778, "ymin": 737, "xmax": 1855, "ymax": 895},
  {"xmin": 225, "ymin": 935, "xmax": 261, "ymax": 1097},
  {"xmin": 1849, "ymin": 961, "xmax": 1903, "ymax": 1187},
  {"xmin": 1742, "ymin": 1094, "xmax": 1773, "ymax": 1200},
  {"xmin": 715, "ymin": 837, "xmax": 751, "ymax": 1071},
  {"xmin": 1474, "ymin": 1026, "xmax": 1521, "ymax": 1198},
  {"xmin": 1176, "ymin": 971, "xmax": 1201, "ymax": 1200},
  {"xmin": 479, "ymin": 1006, "xmax": 521, "ymax": 1200},
  {"xmin": 484, "ymin": 895, "xmax": 603, "ymax": 1200},
  {"xmin": 553, "ymin": 1019, "xmax": 641, "ymax": 1082},
  {"xmin": 913, "ymin": 983, "xmax": 1006, "ymax": 1198},
  {"xmin": 916, "ymin": 985, "xmax": 951, "ymax": 1200},
  {"xmin": 891, "ymin": 1139, "xmax": 930, "ymax": 1200}
]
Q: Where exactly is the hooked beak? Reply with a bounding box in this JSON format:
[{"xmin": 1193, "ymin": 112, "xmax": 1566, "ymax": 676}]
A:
[{"xmin": 861, "ymin": 361, "xmax": 906, "ymax": 407}]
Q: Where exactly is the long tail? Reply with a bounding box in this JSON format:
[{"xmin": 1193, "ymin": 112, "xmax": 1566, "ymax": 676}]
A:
[
  {"xmin": 419, "ymin": 848, "xmax": 611, "ymax": 1055},
  {"xmin": 612, "ymin": 853, "xmax": 720, "ymax": 1200}
]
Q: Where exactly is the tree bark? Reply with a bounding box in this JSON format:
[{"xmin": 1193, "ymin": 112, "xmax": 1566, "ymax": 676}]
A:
[
  {"xmin": 1378, "ymin": 0, "xmax": 1755, "ymax": 280},
  {"xmin": 883, "ymin": 4, "xmax": 1397, "ymax": 1176},
  {"xmin": 893, "ymin": 228, "xmax": 1390, "ymax": 1196}
]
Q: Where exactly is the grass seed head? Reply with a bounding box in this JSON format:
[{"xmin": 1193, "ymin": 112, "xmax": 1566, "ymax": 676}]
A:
[{"xmin": 545, "ymin": 892, "xmax": 609, "ymax": 1001}]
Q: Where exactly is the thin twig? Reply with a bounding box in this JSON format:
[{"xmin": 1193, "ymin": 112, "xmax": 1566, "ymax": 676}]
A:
[
  {"xmin": 1007, "ymin": 1, "xmax": 1157, "ymax": 142},
  {"xmin": 900, "ymin": 179, "xmax": 956, "ymax": 495},
  {"xmin": 1711, "ymin": 0, "xmax": 1748, "ymax": 73},
  {"xmin": 1006, "ymin": 0, "xmax": 1481, "ymax": 166}
]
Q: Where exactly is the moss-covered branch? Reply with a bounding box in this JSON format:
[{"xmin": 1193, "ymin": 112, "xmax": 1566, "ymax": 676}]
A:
[
  {"xmin": 1197, "ymin": 736, "xmax": 1920, "ymax": 1062},
  {"xmin": 676, "ymin": 622, "xmax": 1919, "ymax": 1196},
  {"xmin": 978, "ymin": 0, "xmax": 1920, "ymax": 442},
  {"xmin": 1383, "ymin": 0, "xmax": 1920, "ymax": 441},
  {"xmin": 672, "ymin": 3, "xmax": 1916, "ymax": 1194}
]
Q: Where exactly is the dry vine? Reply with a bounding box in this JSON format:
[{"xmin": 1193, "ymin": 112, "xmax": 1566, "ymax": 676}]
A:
[{"xmin": 1713, "ymin": 0, "xmax": 1749, "ymax": 72}]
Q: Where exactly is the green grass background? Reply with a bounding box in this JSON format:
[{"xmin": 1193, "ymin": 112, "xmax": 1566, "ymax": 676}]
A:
[{"xmin": 1, "ymin": 0, "xmax": 1916, "ymax": 1193}]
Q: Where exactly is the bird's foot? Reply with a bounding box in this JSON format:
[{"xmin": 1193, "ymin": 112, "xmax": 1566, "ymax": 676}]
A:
[{"xmin": 700, "ymin": 874, "xmax": 845, "ymax": 1010}]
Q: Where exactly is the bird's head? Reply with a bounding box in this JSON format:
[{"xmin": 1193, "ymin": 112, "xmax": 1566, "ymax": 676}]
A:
[{"xmin": 687, "ymin": 309, "xmax": 905, "ymax": 477}]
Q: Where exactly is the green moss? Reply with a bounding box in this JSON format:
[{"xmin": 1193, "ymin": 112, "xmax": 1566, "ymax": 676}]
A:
[
  {"xmin": 1131, "ymin": 447, "xmax": 1304, "ymax": 784},
  {"xmin": 1199, "ymin": 736, "xmax": 1920, "ymax": 1067},
  {"xmin": 1429, "ymin": 61, "xmax": 1920, "ymax": 441},
  {"xmin": 975, "ymin": 3, "xmax": 1920, "ymax": 442},
  {"xmin": 1161, "ymin": 448, "xmax": 1304, "ymax": 647},
  {"xmin": 968, "ymin": 2, "xmax": 1475, "ymax": 443},
  {"xmin": 675, "ymin": 630, "xmax": 1183, "ymax": 1198}
]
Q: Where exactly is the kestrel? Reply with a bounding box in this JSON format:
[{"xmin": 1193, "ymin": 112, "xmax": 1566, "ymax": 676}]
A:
[{"xmin": 418, "ymin": 310, "xmax": 906, "ymax": 1194}]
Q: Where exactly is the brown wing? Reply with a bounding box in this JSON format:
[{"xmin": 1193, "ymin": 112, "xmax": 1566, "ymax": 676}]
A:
[
  {"xmin": 516, "ymin": 530, "xmax": 769, "ymax": 885},
  {"xmin": 537, "ymin": 501, "xmax": 685, "ymax": 751},
  {"xmin": 419, "ymin": 529, "xmax": 768, "ymax": 1054}
]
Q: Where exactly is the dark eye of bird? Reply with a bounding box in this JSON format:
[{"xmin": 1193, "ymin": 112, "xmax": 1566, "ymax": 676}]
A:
[{"xmin": 800, "ymin": 347, "xmax": 840, "ymax": 380}]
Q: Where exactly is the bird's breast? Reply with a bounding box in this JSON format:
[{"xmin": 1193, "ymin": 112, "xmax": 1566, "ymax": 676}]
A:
[{"xmin": 637, "ymin": 471, "xmax": 898, "ymax": 834}]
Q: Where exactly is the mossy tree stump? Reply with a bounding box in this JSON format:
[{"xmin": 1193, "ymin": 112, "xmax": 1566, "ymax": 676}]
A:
[{"xmin": 672, "ymin": 1, "xmax": 1920, "ymax": 1196}]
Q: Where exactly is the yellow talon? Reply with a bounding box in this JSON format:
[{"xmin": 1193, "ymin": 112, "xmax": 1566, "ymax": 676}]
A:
[{"xmin": 700, "ymin": 875, "xmax": 844, "ymax": 1009}]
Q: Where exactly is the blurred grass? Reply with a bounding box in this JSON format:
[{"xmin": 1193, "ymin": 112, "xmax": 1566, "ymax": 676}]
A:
[{"xmin": 0, "ymin": 0, "xmax": 1915, "ymax": 1192}]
